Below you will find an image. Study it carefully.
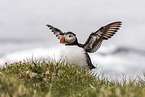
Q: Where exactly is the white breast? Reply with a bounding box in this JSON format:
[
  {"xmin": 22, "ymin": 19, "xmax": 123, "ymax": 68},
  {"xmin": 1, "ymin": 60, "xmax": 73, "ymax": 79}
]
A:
[{"xmin": 61, "ymin": 45, "xmax": 88, "ymax": 68}]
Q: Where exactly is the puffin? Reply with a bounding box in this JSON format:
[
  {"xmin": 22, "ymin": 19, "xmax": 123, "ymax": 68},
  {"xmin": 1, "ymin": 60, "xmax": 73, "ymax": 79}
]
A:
[{"xmin": 46, "ymin": 21, "xmax": 122, "ymax": 70}]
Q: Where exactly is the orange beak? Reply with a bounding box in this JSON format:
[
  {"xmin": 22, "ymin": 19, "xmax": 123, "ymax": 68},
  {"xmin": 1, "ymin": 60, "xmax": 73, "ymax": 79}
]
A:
[
  {"xmin": 60, "ymin": 36, "xmax": 64, "ymax": 44},
  {"xmin": 60, "ymin": 36, "xmax": 68, "ymax": 44}
]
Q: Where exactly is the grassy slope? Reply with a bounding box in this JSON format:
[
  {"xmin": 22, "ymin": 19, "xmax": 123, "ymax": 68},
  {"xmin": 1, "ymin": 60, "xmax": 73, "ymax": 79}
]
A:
[{"xmin": 0, "ymin": 61, "xmax": 145, "ymax": 97}]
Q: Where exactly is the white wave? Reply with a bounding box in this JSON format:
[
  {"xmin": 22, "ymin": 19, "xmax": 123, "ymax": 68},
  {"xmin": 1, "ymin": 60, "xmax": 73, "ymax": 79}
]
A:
[
  {"xmin": 0, "ymin": 46, "xmax": 144, "ymax": 78},
  {"xmin": 0, "ymin": 45, "xmax": 116, "ymax": 65},
  {"xmin": 0, "ymin": 46, "xmax": 62, "ymax": 66}
]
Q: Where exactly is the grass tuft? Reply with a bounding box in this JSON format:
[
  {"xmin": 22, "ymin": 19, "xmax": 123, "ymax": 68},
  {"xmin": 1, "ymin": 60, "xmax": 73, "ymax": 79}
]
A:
[{"xmin": 0, "ymin": 60, "xmax": 145, "ymax": 97}]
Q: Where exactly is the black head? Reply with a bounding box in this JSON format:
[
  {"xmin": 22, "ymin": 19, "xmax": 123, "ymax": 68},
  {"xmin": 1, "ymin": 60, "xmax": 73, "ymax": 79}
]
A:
[{"xmin": 60, "ymin": 32, "xmax": 78, "ymax": 45}]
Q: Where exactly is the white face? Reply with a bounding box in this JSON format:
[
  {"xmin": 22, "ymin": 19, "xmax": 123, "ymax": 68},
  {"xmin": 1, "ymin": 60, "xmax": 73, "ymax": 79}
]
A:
[{"xmin": 65, "ymin": 33, "xmax": 76, "ymax": 44}]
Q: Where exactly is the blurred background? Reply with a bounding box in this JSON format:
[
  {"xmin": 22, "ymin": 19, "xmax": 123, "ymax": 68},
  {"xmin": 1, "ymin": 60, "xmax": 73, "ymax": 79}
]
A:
[{"xmin": 0, "ymin": 0, "xmax": 145, "ymax": 78}]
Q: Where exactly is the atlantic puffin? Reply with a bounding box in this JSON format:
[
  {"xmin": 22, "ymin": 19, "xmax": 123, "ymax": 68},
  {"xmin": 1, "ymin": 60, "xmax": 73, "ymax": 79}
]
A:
[{"xmin": 46, "ymin": 21, "xmax": 122, "ymax": 70}]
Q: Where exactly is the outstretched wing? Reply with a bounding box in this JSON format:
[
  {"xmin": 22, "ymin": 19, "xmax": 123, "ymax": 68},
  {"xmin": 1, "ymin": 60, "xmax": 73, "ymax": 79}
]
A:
[
  {"xmin": 46, "ymin": 24, "xmax": 64, "ymax": 39},
  {"xmin": 83, "ymin": 21, "xmax": 122, "ymax": 53}
]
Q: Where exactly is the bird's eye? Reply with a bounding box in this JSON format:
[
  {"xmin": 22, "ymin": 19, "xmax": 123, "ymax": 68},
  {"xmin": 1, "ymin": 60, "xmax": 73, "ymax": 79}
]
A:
[{"xmin": 69, "ymin": 35, "xmax": 73, "ymax": 37}]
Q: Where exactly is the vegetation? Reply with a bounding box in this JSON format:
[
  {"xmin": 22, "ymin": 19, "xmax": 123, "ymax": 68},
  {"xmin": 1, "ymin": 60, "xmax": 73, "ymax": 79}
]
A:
[{"xmin": 0, "ymin": 60, "xmax": 145, "ymax": 97}]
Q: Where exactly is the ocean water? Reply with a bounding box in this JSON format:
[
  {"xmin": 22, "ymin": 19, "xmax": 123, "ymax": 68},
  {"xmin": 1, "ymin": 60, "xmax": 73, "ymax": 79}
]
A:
[{"xmin": 0, "ymin": 0, "xmax": 145, "ymax": 79}]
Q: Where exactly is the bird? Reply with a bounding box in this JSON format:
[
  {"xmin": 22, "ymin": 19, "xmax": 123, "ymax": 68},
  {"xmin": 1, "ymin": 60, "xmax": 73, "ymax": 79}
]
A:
[{"xmin": 46, "ymin": 21, "xmax": 122, "ymax": 70}]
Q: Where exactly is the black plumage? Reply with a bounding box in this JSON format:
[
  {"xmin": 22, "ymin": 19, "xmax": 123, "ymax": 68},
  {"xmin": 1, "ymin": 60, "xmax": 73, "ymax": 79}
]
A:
[{"xmin": 46, "ymin": 21, "xmax": 122, "ymax": 69}]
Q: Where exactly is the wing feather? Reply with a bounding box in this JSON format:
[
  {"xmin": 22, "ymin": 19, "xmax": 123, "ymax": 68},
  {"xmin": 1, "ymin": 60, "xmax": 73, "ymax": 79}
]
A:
[
  {"xmin": 46, "ymin": 24, "xmax": 64, "ymax": 39},
  {"xmin": 83, "ymin": 21, "xmax": 122, "ymax": 53}
]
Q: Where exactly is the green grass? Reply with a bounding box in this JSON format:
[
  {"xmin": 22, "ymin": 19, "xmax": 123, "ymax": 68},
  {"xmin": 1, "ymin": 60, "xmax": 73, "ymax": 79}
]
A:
[{"xmin": 0, "ymin": 60, "xmax": 145, "ymax": 97}]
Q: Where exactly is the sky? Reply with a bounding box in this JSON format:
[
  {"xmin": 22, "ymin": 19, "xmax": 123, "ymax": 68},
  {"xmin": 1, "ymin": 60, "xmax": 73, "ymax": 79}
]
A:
[{"xmin": 0, "ymin": 0, "xmax": 145, "ymax": 49}]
